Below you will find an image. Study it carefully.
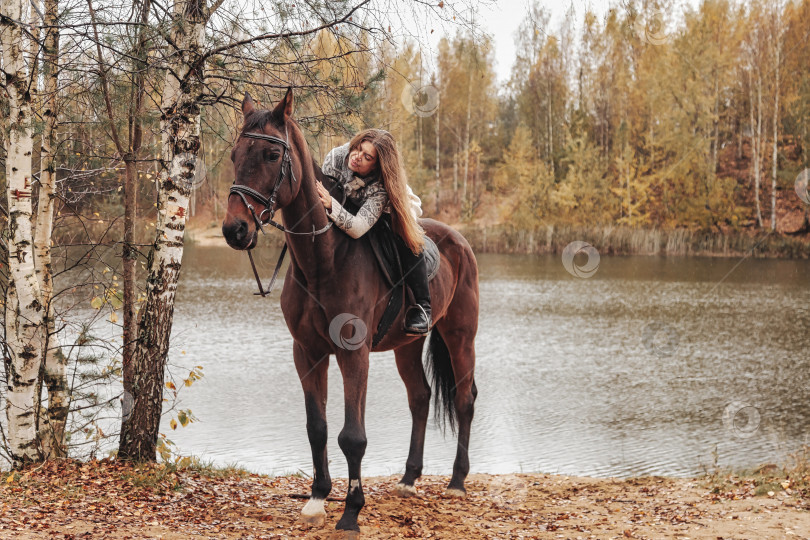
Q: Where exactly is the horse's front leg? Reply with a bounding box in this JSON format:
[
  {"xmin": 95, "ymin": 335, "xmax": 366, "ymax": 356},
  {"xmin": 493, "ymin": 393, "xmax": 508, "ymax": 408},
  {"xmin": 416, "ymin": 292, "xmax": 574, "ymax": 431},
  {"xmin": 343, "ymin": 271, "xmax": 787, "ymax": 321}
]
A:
[
  {"xmin": 293, "ymin": 341, "xmax": 332, "ymax": 527},
  {"xmin": 334, "ymin": 347, "xmax": 369, "ymax": 533}
]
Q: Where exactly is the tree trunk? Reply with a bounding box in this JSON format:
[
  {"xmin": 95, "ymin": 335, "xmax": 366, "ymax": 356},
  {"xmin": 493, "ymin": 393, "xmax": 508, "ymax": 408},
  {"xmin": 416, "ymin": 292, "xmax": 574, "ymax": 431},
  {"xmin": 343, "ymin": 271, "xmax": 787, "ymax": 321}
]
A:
[
  {"xmin": 123, "ymin": 0, "xmax": 152, "ymax": 409},
  {"xmin": 35, "ymin": 0, "xmax": 68, "ymax": 459},
  {"xmin": 462, "ymin": 68, "xmax": 472, "ymax": 211},
  {"xmin": 2, "ymin": 0, "xmax": 45, "ymax": 466},
  {"xmin": 770, "ymin": 11, "xmax": 781, "ymax": 232},
  {"xmin": 711, "ymin": 75, "xmax": 719, "ymax": 175},
  {"xmin": 434, "ymin": 106, "xmax": 440, "ymax": 215},
  {"xmin": 750, "ymin": 69, "xmax": 763, "ymax": 228},
  {"xmin": 118, "ymin": 0, "xmax": 210, "ymax": 461},
  {"xmin": 547, "ymin": 74, "xmax": 554, "ymax": 177}
]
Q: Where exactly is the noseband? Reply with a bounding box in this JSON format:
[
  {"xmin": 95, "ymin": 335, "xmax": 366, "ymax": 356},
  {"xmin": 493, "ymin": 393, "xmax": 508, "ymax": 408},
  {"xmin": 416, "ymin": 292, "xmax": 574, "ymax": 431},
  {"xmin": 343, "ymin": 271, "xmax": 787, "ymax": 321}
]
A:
[{"xmin": 227, "ymin": 125, "xmax": 337, "ymax": 296}]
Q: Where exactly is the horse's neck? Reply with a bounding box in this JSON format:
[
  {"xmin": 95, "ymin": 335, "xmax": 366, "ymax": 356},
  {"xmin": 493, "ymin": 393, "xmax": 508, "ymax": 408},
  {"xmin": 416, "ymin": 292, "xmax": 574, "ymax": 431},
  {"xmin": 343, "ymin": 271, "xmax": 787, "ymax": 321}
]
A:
[{"xmin": 280, "ymin": 167, "xmax": 336, "ymax": 282}]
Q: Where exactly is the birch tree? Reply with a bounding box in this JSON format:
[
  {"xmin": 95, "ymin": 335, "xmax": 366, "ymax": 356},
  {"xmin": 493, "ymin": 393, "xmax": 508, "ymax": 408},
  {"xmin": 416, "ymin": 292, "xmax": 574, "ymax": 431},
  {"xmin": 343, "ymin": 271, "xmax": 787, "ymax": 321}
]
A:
[
  {"xmin": 117, "ymin": 0, "xmax": 220, "ymax": 461},
  {"xmin": 1, "ymin": 0, "xmax": 45, "ymax": 466},
  {"xmin": 34, "ymin": 0, "xmax": 69, "ymax": 458}
]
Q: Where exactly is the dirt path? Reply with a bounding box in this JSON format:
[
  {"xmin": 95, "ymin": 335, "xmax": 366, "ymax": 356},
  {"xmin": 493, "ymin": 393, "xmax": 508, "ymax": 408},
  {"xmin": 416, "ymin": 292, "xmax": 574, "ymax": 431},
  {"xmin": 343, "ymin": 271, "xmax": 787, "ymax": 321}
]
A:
[{"xmin": 1, "ymin": 461, "xmax": 808, "ymax": 539}]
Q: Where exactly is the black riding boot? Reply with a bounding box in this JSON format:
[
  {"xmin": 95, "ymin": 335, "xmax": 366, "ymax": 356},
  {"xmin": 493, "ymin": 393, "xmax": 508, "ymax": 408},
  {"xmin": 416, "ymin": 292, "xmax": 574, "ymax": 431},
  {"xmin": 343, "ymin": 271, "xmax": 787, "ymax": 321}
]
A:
[{"xmin": 402, "ymin": 249, "xmax": 431, "ymax": 335}]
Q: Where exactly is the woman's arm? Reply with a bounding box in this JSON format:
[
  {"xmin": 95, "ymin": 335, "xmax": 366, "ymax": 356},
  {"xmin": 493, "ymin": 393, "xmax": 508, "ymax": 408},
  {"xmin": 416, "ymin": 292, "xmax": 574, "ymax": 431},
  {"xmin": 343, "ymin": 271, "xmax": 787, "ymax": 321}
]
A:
[{"xmin": 326, "ymin": 183, "xmax": 388, "ymax": 239}]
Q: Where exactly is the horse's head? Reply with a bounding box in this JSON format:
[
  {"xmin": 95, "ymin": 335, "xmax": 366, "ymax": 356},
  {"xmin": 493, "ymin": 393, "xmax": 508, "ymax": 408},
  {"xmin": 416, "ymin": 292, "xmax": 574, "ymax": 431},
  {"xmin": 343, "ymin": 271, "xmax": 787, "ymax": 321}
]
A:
[{"xmin": 222, "ymin": 89, "xmax": 305, "ymax": 250}]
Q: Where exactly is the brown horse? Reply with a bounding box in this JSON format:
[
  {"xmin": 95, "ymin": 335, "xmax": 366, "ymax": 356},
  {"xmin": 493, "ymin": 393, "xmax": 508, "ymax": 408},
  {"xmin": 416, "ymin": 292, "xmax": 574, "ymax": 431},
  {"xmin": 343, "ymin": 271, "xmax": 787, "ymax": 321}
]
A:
[{"xmin": 222, "ymin": 89, "xmax": 479, "ymax": 534}]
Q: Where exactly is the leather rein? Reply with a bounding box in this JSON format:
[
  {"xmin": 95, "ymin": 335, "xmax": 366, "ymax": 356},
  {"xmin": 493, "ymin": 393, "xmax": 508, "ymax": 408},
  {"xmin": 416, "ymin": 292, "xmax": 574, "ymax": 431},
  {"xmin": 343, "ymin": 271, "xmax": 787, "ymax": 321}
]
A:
[{"xmin": 228, "ymin": 128, "xmax": 337, "ymax": 297}]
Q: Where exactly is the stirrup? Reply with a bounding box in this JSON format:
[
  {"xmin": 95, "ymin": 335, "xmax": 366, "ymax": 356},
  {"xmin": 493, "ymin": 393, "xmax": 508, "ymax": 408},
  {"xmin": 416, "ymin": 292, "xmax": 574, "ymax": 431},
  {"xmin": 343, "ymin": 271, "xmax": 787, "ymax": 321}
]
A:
[{"xmin": 404, "ymin": 304, "xmax": 431, "ymax": 335}]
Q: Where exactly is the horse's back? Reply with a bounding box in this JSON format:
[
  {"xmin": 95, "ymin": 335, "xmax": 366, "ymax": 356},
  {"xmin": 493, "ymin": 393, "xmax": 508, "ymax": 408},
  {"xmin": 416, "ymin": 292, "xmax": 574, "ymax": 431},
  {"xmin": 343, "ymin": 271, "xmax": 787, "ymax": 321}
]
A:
[{"xmin": 421, "ymin": 218, "xmax": 478, "ymax": 278}]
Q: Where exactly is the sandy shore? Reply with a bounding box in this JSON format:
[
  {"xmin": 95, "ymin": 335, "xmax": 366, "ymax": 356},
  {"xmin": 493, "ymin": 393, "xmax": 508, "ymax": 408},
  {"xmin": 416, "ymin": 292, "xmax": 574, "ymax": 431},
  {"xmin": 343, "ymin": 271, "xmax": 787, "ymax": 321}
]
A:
[{"xmin": 1, "ymin": 460, "xmax": 808, "ymax": 539}]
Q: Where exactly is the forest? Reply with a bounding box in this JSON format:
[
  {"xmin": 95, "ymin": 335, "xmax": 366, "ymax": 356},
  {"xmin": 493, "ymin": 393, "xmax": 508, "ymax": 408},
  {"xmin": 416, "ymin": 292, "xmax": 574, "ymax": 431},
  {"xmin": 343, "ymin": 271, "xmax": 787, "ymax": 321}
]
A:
[{"xmin": 1, "ymin": 0, "xmax": 809, "ymax": 465}]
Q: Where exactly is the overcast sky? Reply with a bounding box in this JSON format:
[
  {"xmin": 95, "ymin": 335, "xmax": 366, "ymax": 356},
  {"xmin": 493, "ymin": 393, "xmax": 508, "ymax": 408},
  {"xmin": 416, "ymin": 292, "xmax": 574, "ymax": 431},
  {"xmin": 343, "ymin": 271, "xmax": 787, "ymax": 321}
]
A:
[{"xmin": 411, "ymin": 0, "xmax": 699, "ymax": 84}]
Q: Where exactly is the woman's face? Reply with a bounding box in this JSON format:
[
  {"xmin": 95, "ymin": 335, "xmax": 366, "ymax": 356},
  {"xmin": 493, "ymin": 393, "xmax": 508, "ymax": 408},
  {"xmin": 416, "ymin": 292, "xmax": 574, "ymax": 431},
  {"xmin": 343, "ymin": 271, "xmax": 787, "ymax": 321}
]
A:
[{"xmin": 348, "ymin": 141, "xmax": 378, "ymax": 177}]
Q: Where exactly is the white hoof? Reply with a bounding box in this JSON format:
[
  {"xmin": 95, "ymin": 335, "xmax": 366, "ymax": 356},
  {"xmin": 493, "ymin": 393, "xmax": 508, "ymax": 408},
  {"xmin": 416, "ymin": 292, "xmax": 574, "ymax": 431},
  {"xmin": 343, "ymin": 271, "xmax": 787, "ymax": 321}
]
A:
[
  {"xmin": 300, "ymin": 498, "xmax": 326, "ymax": 527},
  {"xmin": 443, "ymin": 488, "xmax": 467, "ymax": 499},
  {"xmin": 393, "ymin": 483, "xmax": 417, "ymax": 497}
]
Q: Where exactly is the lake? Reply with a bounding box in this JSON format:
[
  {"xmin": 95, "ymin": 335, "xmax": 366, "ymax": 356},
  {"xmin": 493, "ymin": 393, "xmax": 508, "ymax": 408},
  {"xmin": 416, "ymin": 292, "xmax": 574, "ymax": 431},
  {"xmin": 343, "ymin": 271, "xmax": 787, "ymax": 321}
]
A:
[{"xmin": 160, "ymin": 244, "xmax": 810, "ymax": 479}]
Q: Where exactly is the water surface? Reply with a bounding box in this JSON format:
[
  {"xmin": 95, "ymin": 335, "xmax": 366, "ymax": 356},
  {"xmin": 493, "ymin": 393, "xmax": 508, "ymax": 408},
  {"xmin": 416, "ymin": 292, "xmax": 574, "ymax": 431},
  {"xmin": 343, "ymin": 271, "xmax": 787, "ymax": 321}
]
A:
[{"xmin": 162, "ymin": 245, "xmax": 810, "ymax": 478}]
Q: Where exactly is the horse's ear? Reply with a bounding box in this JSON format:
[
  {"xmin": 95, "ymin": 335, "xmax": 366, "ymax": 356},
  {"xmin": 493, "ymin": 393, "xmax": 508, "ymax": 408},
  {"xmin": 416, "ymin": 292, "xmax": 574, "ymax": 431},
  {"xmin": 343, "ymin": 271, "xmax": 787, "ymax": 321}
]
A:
[
  {"xmin": 242, "ymin": 93, "xmax": 256, "ymax": 117},
  {"xmin": 272, "ymin": 87, "xmax": 294, "ymax": 120}
]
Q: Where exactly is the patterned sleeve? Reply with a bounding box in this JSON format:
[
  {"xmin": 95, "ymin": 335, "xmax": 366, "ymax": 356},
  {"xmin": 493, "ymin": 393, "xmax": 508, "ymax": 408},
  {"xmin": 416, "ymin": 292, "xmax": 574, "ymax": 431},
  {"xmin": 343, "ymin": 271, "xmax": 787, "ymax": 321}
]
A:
[
  {"xmin": 327, "ymin": 183, "xmax": 389, "ymax": 239},
  {"xmin": 321, "ymin": 143, "xmax": 349, "ymax": 180}
]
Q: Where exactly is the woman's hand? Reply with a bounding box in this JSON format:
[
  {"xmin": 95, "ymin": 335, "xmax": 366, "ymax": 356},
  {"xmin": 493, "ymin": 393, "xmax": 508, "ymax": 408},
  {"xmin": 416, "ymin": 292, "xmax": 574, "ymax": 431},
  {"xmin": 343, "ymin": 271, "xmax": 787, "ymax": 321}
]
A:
[{"xmin": 316, "ymin": 181, "xmax": 332, "ymax": 211}]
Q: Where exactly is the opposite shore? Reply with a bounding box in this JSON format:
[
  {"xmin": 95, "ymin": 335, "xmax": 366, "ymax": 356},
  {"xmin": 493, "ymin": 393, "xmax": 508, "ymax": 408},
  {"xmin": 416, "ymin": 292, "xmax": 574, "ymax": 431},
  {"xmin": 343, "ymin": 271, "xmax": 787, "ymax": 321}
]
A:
[{"xmin": 188, "ymin": 220, "xmax": 810, "ymax": 258}]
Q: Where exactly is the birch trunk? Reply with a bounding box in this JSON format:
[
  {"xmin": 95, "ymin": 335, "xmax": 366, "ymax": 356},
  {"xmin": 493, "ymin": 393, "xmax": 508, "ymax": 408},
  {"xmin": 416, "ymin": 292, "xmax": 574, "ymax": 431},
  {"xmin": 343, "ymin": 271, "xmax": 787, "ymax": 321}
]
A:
[
  {"xmin": 434, "ymin": 106, "xmax": 440, "ymax": 214},
  {"xmin": 118, "ymin": 0, "xmax": 211, "ymax": 461},
  {"xmin": 462, "ymin": 68, "xmax": 472, "ymax": 211},
  {"xmin": 2, "ymin": 0, "xmax": 45, "ymax": 466},
  {"xmin": 35, "ymin": 0, "xmax": 68, "ymax": 458}
]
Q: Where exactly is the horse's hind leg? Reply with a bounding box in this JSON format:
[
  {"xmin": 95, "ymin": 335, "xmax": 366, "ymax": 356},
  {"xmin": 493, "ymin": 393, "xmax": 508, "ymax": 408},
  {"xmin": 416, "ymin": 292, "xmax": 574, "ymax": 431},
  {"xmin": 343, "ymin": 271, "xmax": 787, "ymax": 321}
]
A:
[
  {"xmin": 293, "ymin": 342, "xmax": 332, "ymax": 527},
  {"xmin": 437, "ymin": 302, "xmax": 478, "ymax": 497},
  {"xmin": 392, "ymin": 337, "xmax": 429, "ymax": 497}
]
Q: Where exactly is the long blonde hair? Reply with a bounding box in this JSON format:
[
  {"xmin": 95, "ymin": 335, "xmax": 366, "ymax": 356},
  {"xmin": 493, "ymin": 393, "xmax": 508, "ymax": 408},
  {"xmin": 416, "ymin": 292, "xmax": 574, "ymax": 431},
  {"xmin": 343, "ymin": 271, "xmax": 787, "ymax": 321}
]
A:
[{"xmin": 349, "ymin": 129, "xmax": 424, "ymax": 254}]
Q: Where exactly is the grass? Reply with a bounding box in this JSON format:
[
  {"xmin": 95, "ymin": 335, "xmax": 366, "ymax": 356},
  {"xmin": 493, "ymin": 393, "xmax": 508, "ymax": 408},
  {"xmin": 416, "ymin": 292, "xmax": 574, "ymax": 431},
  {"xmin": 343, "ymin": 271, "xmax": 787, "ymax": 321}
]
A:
[{"xmin": 704, "ymin": 445, "xmax": 810, "ymax": 498}]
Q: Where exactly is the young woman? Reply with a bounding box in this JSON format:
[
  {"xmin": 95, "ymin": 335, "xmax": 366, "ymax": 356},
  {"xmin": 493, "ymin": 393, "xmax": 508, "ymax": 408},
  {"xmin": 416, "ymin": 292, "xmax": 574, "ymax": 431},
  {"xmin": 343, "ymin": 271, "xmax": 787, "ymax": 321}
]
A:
[{"xmin": 315, "ymin": 129, "xmax": 431, "ymax": 335}]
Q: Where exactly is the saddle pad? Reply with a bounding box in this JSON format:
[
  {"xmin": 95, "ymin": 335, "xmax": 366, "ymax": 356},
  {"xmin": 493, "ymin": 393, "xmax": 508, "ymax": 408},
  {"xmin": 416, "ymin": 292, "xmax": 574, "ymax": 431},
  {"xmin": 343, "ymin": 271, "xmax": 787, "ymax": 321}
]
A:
[{"xmin": 423, "ymin": 236, "xmax": 440, "ymax": 281}]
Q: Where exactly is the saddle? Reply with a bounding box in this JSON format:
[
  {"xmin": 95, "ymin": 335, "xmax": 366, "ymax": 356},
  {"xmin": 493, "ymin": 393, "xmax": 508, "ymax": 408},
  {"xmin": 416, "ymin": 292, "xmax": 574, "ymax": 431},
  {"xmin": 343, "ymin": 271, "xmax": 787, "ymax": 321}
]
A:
[{"xmin": 338, "ymin": 187, "xmax": 439, "ymax": 347}]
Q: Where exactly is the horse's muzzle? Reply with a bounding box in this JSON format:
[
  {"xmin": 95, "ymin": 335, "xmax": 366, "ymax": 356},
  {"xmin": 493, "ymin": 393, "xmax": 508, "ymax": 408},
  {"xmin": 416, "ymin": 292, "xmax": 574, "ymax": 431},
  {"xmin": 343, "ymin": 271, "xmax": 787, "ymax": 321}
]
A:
[{"xmin": 222, "ymin": 217, "xmax": 257, "ymax": 250}]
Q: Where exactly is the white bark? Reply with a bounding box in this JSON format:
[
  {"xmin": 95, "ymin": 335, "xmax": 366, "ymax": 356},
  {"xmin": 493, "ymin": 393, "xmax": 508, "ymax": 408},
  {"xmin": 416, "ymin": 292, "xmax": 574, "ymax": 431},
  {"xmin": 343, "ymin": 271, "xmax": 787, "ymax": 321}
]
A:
[
  {"xmin": 434, "ymin": 103, "xmax": 440, "ymax": 214},
  {"xmin": 2, "ymin": 0, "xmax": 45, "ymax": 465},
  {"xmin": 119, "ymin": 0, "xmax": 210, "ymax": 460},
  {"xmin": 35, "ymin": 0, "xmax": 68, "ymax": 458}
]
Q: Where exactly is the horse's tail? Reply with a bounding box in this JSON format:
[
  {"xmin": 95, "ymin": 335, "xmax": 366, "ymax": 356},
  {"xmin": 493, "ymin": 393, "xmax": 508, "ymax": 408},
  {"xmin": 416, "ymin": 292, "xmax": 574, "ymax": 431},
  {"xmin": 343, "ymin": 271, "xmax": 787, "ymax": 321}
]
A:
[{"xmin": 425, "ymin": 328, "xmax": 457, "ymax": 434}]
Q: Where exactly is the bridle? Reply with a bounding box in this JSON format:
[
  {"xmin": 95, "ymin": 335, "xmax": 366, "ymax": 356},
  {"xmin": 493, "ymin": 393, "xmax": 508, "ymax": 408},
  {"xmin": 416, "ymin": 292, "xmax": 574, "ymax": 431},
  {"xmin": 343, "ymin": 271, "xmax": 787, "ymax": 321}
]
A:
[{"xmin": 228, "ymin": 126, "xmax": 337, "ymax": 297}]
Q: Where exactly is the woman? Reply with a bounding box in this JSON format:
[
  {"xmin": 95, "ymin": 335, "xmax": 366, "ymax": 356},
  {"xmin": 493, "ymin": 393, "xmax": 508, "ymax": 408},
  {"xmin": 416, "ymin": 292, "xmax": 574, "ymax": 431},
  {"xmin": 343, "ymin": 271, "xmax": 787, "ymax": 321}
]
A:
[{"xmin": 316, "ymin": 129, "xmax": 431, "ymax": 336}]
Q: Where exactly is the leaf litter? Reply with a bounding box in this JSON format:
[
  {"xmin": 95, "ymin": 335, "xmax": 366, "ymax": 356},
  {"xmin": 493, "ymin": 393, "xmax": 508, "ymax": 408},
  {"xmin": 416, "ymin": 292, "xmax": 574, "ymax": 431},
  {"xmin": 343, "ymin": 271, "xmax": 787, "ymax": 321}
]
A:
[{"xmin": 1, "ymin": 460, "xmax": 809, "ymax": 539}]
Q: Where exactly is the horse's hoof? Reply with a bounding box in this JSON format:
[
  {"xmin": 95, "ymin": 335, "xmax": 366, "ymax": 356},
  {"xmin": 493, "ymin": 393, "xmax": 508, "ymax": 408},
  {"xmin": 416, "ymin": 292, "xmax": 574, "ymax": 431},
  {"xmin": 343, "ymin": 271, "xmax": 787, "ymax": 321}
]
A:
[
  {"xmin": 443, "ymin": 487, "xmax": 467, "ymax": 499},
  {"xmin": 393, "ymin": 482, "xmax": 417, "ymax": 497},
  {"xmin": 299, "ymin": 512, "xmax": 326, "ymax": 528},
  {"xmin": 300, "ymin": 497, "xmax": 326, "ymax": 528}
]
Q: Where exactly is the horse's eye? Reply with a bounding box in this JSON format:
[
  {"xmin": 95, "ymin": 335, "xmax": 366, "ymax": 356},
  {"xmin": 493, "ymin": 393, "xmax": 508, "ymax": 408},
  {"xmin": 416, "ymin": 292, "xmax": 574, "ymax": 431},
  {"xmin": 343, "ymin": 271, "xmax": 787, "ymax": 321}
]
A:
[{"xmin": 266, "ymin": 151, "xmax": 281, "ymax": 162}]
